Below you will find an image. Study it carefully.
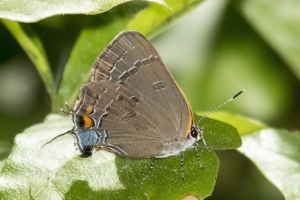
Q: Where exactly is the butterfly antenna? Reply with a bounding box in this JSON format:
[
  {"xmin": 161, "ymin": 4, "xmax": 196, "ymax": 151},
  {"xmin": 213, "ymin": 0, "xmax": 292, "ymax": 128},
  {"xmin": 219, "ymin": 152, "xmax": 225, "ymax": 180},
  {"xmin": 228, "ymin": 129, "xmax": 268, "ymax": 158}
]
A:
[
  {"xmin": 196, "ymin": 89, "xmax": 244, "ymax": 125},
  {"xmin": 41, "ymin": 130, "xmax": 73, "ymax": 149}
]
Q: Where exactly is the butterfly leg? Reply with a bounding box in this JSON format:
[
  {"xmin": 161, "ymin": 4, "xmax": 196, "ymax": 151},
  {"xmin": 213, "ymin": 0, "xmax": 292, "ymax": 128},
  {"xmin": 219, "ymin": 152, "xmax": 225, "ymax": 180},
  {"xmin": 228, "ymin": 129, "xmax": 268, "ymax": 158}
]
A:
[
  {"xmin": 193, "ymin": 145, "xmax": 203, "ymax": 169},
  {"xmin": 180, "ymin": 152, "xmax": 185, "ymax": 180}
]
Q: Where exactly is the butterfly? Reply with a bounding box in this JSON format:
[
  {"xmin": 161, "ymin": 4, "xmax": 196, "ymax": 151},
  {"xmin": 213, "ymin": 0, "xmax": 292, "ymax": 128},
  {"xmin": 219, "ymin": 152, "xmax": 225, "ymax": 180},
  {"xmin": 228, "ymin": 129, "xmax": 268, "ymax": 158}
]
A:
[{"xmin": 46, "ymin": 31, "xmax": 242, "ymax": 179}]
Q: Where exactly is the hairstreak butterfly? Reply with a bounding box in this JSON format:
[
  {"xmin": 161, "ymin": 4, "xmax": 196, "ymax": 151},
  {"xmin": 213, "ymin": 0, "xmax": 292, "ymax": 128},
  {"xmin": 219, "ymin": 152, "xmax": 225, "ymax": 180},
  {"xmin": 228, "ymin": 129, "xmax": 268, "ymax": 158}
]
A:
[{"xmin": 45, "ymin": 31, "xmax": 243, "ymax": 179}]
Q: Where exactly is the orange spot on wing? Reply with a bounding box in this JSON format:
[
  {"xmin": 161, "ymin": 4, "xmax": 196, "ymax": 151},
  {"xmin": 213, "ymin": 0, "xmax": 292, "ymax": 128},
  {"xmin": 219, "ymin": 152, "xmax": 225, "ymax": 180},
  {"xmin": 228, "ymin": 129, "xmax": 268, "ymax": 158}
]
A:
[
  {"xmin": 82, "ymin": 115, "xmax": 93, "ymax": 129},
  {"xmin": 85, "ymin": 106, "xmax": 94, "ymax": 115}
]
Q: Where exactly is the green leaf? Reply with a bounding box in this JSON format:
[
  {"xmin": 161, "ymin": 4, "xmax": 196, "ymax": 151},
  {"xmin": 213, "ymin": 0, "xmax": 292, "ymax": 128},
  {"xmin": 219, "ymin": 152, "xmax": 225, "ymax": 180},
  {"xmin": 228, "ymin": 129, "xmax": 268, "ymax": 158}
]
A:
[
  {"xmin": 199, "ymin": 116, "xmax": 242, "ymax": 150},
  {"xmin": 201, "ymin": 112, "xmax": 299, "ymax": 199},
  {"xmin": 126, "ymin": 0, "xmax": 205, "ymax": 36},
  {"xmin": 0, "ymin": 0, "xmax": 167, "ymax": 23},
  {"xmin": 0, "ymin": 114, "xmax": 240, "ymax": 199},
  {"xmin": 233, "ymin": 0, "xmax": 300, "ymax": 80},
  {"xmin": 238, "ymin": 129, "xmax": 300, "ymax": 200},
  {"xmin": 1, "ymin": 19, "xmax": 58, "ymax": 111},
  {"xmin": 58, "ymin": 0, "xmax": 206, "ymax": 108}
]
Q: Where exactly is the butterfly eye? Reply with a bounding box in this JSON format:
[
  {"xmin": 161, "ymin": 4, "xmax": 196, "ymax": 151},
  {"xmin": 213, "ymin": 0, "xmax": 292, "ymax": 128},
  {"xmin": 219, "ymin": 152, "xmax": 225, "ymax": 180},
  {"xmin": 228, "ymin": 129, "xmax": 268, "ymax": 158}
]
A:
[{"xmin": 190, "ymin": 127, "xmax": 198, "ymax": 138}]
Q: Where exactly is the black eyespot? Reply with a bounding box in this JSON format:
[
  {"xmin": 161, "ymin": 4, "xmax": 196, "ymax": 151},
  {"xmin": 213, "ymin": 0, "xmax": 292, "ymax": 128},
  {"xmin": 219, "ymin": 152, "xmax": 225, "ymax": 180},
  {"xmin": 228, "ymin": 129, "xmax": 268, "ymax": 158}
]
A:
[
  {"xmin": 75, "ymin": 116, "xmax": 84, "ymax": 128},
  {"xmin": 190, "ymin": 127, "xmax": 198, "ymax": 138}
]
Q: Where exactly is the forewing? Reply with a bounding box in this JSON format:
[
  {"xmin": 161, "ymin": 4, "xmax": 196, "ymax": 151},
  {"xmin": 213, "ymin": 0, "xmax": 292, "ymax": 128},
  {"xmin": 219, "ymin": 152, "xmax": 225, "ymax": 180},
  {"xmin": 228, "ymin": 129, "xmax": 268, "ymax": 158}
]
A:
[{"xmin": 91, "ymin": 31, "xmax": 193, "ymax": 139}]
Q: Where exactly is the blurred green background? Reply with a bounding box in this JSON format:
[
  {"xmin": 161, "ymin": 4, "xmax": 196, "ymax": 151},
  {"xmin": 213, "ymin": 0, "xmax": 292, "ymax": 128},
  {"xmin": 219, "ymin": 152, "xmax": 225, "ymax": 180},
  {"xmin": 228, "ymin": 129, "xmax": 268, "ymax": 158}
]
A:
[{"xmin": 0, "ymin": 0, "xmax": 299, "ymax": 199}]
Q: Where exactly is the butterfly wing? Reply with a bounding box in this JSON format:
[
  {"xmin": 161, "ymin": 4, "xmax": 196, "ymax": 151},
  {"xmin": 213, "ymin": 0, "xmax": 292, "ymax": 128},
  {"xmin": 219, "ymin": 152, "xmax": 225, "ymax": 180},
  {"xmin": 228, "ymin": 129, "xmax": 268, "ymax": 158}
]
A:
[
  {"xmin": 74, "ymin": 31, "xmax": 194, "ymax": 157},
  {"xmin": 92, "ymin": 31, "xmax": 193, "ymax": 138}
]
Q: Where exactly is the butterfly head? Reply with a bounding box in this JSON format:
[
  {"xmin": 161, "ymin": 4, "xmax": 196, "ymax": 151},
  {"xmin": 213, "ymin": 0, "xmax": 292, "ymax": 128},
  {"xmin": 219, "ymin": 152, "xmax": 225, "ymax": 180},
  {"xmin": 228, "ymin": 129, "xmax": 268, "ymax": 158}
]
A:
[{"xmin": 190, "ymin": 124, "xmax": 206, "ymax": 147}]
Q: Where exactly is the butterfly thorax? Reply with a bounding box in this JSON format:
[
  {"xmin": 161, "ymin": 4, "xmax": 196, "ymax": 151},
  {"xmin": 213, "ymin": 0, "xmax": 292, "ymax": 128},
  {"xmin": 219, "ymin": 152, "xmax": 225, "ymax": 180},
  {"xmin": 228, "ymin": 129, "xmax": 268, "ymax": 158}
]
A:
[{"xmin": 156, "ymin": 124, "xmax": 203, "ymax": 158}]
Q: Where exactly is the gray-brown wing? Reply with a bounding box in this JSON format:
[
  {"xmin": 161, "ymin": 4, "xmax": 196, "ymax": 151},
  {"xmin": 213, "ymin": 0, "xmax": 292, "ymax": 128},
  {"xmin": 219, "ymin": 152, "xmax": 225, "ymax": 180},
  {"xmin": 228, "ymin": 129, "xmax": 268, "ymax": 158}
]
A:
[
  {"xmin": 75, "ymin": 81, "xmax": 180, "ymax": 157},
  {"xmin": 91, "ymin": 31, "xmax": 193, "ymax": 140}
]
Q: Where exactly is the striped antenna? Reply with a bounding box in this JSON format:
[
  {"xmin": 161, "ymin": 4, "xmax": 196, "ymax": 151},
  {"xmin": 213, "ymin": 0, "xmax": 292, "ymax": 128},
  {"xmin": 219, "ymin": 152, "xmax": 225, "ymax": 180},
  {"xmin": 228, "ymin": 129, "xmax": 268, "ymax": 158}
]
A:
[
  {"xmin": 196, "ymin": 89, "xmax": 244, "ymax": 125},
  {"xmin": 60, "ymin": 102, "xmax": 74, "ymax": 114}
]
